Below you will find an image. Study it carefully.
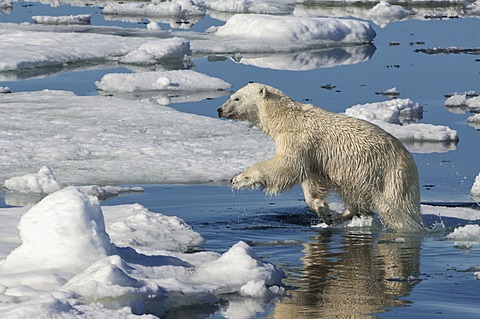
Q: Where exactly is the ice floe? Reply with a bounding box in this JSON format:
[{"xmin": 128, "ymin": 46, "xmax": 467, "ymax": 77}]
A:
[
  {"xmin": 102, "ymin": 0, "xmax": 206, "ymax": 18},
  {"xmin": 193, "ymin": 14, "xmax": 376, "ymax": 53},
  {"xmin": 0, "ymin": 90, "xmax": 273, "ymax": 187},
  {"xmin": 471, "ymin": 173, "xmax": 480, "ymax": 197},
  {"xmin": 446, "ymin": 225, "xmax": 480, "ymax": 246},
  {"xmin": 445, "ymin": 92, "xmax": 480, "ymax": 113},
  {"xmin": 0, "ymin": 187, "xmax": 284, "ymax": 318},
  {"xmin": 367, "ymin": 0, "xmax": 414, "ymax": 27},
  {"xmin": 32, "ymin": 14, "xmax": 92, "ymax": 25},
  {"xmin": 345, "ymin": 98, "xmax": 458, "ymax": 152},
  {"xmin": 4, "ymin": 165, "xmax": 61, "ymax": 195},
  {"xmin": 203, "ymin": 0, "xmax": 293, "ymax": 14},
  {"xmin": 120, "ymin": 37, "xmax": 191, "ymax": 65},
  {"xmin": 215, "ymin": 14, "xmax": 375, "ymax": 44},
  {"xmin": 0, "ymin": 30, "xmax": 157, "ymax": 71},
  {"xmin": 96, "ymin": 69, "xmax": 231, "ymax": 92},
  {"xmin": 467, "ymin": 114, "xmax": 480, "ymax": 129}
]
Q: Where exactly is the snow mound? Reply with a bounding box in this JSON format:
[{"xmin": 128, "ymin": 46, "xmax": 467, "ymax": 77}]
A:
[
  {"xmin": 215, "ymin": 14, "xmax": 376, "ymax": 44},
  {"xmin": 0, "ymin": 187, "xmax": 111, "ymax": 274},
  {"xmin": 0, "ymin": 188, "xmax": 284, "ymax": 317},
  {"xmin": 120, "ymin": 37, "xmax": 192, "ymax": 65},
  {"xmin": 4, "ymin": 165, "xmax": 61, "ymax": 194},
  {"xmin": 96, "ymin": 70, "xmax": 231, "ymax": 92},
  {"xmin": 104, "ymin": 203, "xmax": 205, "ymax": 253}
]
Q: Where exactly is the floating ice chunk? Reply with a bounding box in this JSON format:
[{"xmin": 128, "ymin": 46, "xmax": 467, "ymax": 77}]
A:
[
  {"xmin": 78, "ymin": 185, "xmax": 144, "ymax": 200},
  {"xmin": 96, "ymin": 69, "xmax": 231, "ymax": 92},
  {"xmin": 0, "ymin": 86, "xmax": 11, "ymax": 93},
  {"xmin": 147, "ymin": 21, "xmax": 162, "ymax": 30},
  {"xmin": 376, "ymin": 121, "xmax": 458, "ymax": 142},
  {"xmin": 0, "ymin": 0, "xmax": 12, "ymax": 8},
  {"xmin": 239, "ymin": 280, "xmax": 285, "ymax": 298},
  {"xmin": 368, "ymin": 1, "xmax": 414, "ymax": 19},
  {"xmin": 471, "ymin": 173, "xmax": 480, "ymax": 196},
  {"xmin": 32, "ymin": 14, "xmax": 92, "ymax": 25},
  {"xmin": 103, "ymin": 203, "xmax": 205, "ymax": 253},
  {"xmin": 346, "ymin": 215, "xmax": 373, "ymax": 228},
  {"xmin": 119, "ymin": 37, "xmax": 192, "ymax": 65},
  {"xmin": 4, "ymin": 165, "xmax": 61, "ymax": 194},
  {"xmin": 345, "ymin": 98, "xmax": 458, "ymax": 143},
  {"xmin": 193, "ymin": 241, "xmax": 285, "ymax": 292},
  {"xmin": 346, "ymin": 98, "xmax": 422, "ymax": 124},
  {"xmin": 446, "ymin": 225, "xmax": 480, "ymax": 241},
  {"xmin": 204, "ymin": 0, "xmax": 293, "ymax": 14},
  {"xmin": 215, "ymin": 14, "xmax": 376, "ymax": 44},
  {"xmin": 380, "ymin": 87, "xmax": 401, "ymax": 96},
  {"xmin": 102, "ymin": 0, "xmax": 205, "ymax": 17},
  {"xmin": 445, "ymin": 92, "xmax": 480, "ymax": 110},
  {"xmin": 467, "ymin": 114, "xmax": 480, "ymax": 129},
  {"xmin": 466, "ymin": 0, "xmax": 480, "ymax": 15}
]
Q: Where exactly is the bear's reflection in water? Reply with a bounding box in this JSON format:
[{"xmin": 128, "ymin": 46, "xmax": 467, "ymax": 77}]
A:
[{"xmin": 274, "ymin": 231, "xmax": 421, "ymax": 319}]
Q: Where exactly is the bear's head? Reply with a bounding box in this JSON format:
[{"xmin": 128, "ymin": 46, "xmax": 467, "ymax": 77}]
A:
[{"xmin": 217, "ymin": 83, "xmax": 276, "ymax": 125}]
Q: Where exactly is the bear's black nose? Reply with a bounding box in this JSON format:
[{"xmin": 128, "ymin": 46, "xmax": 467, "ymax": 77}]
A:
[{"xmin": 216, "ymin": 107, "xmax": 222, "ymax": 118}]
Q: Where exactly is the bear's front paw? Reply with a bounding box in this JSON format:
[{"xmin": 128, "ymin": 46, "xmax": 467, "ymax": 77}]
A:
[{"xmin": 231, "ymin": 172, "xmax": 262, "ymax": 190}]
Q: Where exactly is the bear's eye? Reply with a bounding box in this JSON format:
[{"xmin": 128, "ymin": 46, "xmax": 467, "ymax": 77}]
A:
[{"xmin": 234, "ymin": 97, "xmax": 240, "ymax": 101}]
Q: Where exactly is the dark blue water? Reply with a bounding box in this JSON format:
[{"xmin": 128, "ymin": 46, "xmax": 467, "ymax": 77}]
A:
[{"xmin": 1, "ymin": 2, "xmax": 480, "ymax": 318}]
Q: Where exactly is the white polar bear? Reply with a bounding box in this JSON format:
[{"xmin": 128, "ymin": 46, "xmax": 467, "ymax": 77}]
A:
[{"xmin": 217, "ymin": 83, "xmax": 423, "ymax": 231}]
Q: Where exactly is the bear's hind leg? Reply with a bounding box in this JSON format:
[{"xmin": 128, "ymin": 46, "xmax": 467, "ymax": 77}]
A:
[{"xmin": 301, "ymin": 174, "xmax": 333, "ymax": 223}]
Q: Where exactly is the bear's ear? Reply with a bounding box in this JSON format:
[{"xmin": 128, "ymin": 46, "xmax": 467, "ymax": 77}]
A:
[{"xmin": 259, "ymin": 86, "xmax": 268, "ymax": 99}]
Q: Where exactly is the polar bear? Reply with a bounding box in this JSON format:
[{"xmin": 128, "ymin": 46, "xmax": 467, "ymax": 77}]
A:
[{"xmin": 217, "ymin": 83, "xmax": 423, "ymax": 231}]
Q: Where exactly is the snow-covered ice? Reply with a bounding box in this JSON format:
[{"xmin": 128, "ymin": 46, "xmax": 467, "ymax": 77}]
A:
[
  {"xmin": 32, "ymin": 14, "xmax": 92, "ymax": 25},
  {"xmin": 0, "ymin": 187, "xmax": 285, "ymax": 318},
  {"xmin": 4, "ymin": 165, "xmax": 61, "ymax": 194},
  {"xmin": 345, "ymin": 98, "xmax": 423, "ymax": 125},
  {"xmin": 0, "ymin": 30, "xmax": 157, "ymax": 71},
  {"xmin": 102, "ymin": 0, "xmax": 205, "ymax": 18},
  {"xmin": 0, "ymin": 90, "xmax": 273, "ymax": 186},
  {"xmin": 345, "ymin": 98, "xmax": 459, "ymax": 150},
  {"xmin": 367, "ymin": 1, "xmax": 414, "ymax": 27},
  {"xmin": 96, "ymin": 69, "xmax": 231, "ymax": 92},
  {"xmin": 471, "ymin": 173, "xmax": 480, "ymax": 197},
  {"xmin": 215, "ymin": 14, "xmax": 376, "ymax": 44},
  {"xmin": 445, "ymin": 93, "xmax": 480, "ymax": 113},
  {"xmin": 446, "ymin": 224, "xmax": 480, "ymax": 241},
  {"xmin": 203, "ymin": 0, "xmax": 293, "ymax": 14},
  {"xmin": 119, "ymin": 37, "xmax": 191, "ymax": 65},
  {"xmin": 466, "ymin": 0, "xmax": 480, "ymax": 15},
  {"xmin": 0, "ymin": 86, "xmax": 11, "ymax": 93},
  {"xmin": 0, "ymin": 16, "xmax": 377, "ymax": 72}
]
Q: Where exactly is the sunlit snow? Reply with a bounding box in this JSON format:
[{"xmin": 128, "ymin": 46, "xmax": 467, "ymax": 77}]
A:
[{"xmin": 0, "ymin": 187, "xmax": 285, "ymax": 318}]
